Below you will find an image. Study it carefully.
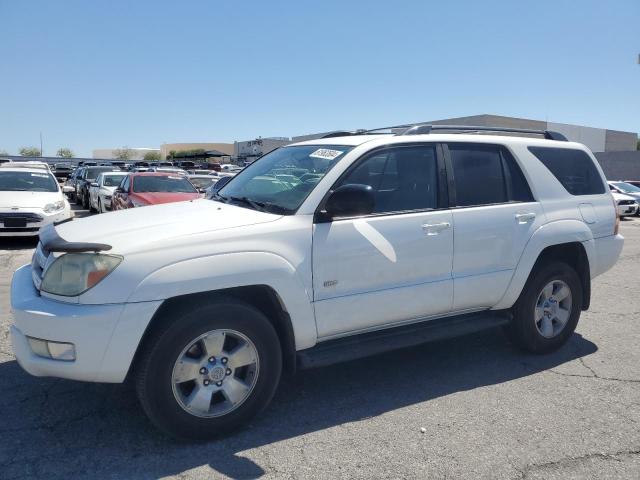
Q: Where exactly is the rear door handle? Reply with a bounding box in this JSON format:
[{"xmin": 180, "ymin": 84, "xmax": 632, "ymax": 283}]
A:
[
  {"xmin": 422, "ymin": 222, "xmax": 451, "ymax": 235},
  {"xmin": 515, "ymin": 212, "xmax": 536, "ymax": 224}
]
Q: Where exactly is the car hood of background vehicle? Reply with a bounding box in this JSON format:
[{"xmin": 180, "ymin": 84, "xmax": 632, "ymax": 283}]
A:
[
  {"xmin": 131, "ymin": 192, "xmax": 201, "ymax": 205},
  {"xmin": 0, "ymin": 191, "xmax": 62, "ymax": 209},
  {"xmin": 54, "ymin": 199, "xmax": 282, "ymax": 254},
  {"xmin": 612, "ymin": 192, "xmax": 637, "ymax": 202}
]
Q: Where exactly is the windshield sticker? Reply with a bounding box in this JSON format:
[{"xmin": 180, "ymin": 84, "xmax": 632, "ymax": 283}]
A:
[
  {"xmin": 309, "ymin": 148, "xmax": 344, "ymax": 160},
  {"xmin": 168, "ymin": 176, "xmax": 182, "ymax": 180},
  {"xmin": 30, "ymin": 173, "xmax": 49, "ymax": 178}
]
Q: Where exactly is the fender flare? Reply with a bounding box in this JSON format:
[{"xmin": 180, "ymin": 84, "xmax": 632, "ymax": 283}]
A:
[
  {"xmin": 127, "ymin": 251, "xmax": 317, "ymax": 350},
  {"xmin": 492, "ymin": 220, "xmax": 595, "ymax": 310}
]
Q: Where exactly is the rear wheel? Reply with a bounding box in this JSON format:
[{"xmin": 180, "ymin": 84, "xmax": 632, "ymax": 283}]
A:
[
  {"xmin": 82, "ymin": 191, "xmax": 90, "ymax": 209},
  {"xmin": 506, "ymin": 262, "xmax": 582, "ymax": 353},
  {"xmin": 135, "ymin": 299, "xmax": 282, "ymax": 441}
]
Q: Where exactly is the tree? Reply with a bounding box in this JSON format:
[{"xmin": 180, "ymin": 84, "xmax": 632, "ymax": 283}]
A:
[
  {"xmin": 56, "ymin": 148, "xmax": 74, "ymax": 158},
  {"xmin": 0, "ymin": 149, "xmax": 8, "ymax": 156},
  {"xmin": 143, "ymin": 151, "xmax": 161, "ymax": 161},
  {"xmin": 19, "ymin": 147, "xmax": 41, "ymax": 157},
  {"xmin": 113, "ymin": 147, "xmax": 134, "ymax": 160},
  {"xmin": 637, "ymin": 139, "xmax": 640, "ymax": 151}
]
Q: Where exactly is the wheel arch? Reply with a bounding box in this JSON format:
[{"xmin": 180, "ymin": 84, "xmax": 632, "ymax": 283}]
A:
[
  {"xmin": 493, "ymin": 220, "xmax": 594, "ymax": 311},
  {"xmin": 127, "ymin": 285, "xmax": 298, "ymax": 383}
]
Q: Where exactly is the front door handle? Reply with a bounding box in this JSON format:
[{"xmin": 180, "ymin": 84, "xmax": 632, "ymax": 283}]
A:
[
  {"xmin": 422, "ymin": 222, "xmax": 451, "ymax": 235},
  {"xmin": 515, "ymin": 212, "xmax": 536, "ymax": 224}
]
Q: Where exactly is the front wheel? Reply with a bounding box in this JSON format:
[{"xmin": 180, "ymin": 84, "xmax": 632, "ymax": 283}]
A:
[
  {"xmin": 505, "ymin": 262, "xmax": 583, "ymax": 354},
  {"xmin": 135, "ymin": 299, "xmax": 282, "ymax": 441}
]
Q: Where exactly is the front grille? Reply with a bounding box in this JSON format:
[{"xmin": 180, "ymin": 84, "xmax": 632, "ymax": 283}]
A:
[
  {"xmin": 0, "ymin": 212, "xmax": 43, "ymax": 222},
  {"xmin": 618, "ymin": 200, "xmax": 636, "ymax": 206}
]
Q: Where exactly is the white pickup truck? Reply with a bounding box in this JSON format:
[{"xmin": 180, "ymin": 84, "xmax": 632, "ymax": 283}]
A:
[{"xmin": 10, "ymin": 124, "xmax": 623, "ymax": 440}]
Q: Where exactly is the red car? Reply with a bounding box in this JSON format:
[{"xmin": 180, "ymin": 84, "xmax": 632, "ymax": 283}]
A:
[{"xmin": 111, "ymin": 172, "xmax": 201, "ymax": 210}]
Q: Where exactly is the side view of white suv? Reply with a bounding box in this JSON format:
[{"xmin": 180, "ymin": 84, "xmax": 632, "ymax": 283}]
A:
[{"xmin": 10, "ymin": 124, "xmax": 623, "ymax": 440}]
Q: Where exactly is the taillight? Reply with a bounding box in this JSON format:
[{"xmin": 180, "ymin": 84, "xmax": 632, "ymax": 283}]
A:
[{"xmin": 612, "ymin": 193, "xmax": 620, "ymax": 235}]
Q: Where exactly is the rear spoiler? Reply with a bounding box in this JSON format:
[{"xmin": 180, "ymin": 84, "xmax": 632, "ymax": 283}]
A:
[{"xmin": 40, "ymin": 224, "xmax": 112, "ymax": 253}]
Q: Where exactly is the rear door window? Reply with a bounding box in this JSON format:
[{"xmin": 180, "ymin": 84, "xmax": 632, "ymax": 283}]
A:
[
  {"xmin": 448, "ymin": 143, "xmax": 533, "ymax": 207},
  {"xmin": 528, "ymin": 147, "xmax": 605, "ymax": 195}
]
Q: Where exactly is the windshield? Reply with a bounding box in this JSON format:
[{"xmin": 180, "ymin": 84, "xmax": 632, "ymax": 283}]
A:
[
  {"xmin": 103, "ymin": 174, "xmax": 125, "ymax": 187},
  {"xmin": 189, "ymin": 177, "xmax": 216, "ymax": 189},
  {"xmin": 612, "ymin": 182, "xmax": 640, "ymax": 193},
  {"xmin": 0, "ymin": 171, "xmax": 58, "ymax": 192},
  {"xmin": 133, "ymin": 175, "xmax": 198, "ymax": 193},
  {"xmin": 85, "ymin": 167, "xmax": 113, "ymax": 181},
  {"xmin": 218, "ymin": 145, "xmax": 353, "ymax": 213}
]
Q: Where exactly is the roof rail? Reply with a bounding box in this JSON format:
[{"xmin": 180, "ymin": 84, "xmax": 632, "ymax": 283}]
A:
[
  {"xmin": 321, "ymin": 131, "xmax": 360, "ymax": 138},
  {"xmin": 400, "ymin": 124, "xmax": 568, "ymax": 141}
]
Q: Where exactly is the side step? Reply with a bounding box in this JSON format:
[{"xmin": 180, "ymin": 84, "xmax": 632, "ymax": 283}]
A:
[{"xmin": 296, "ymin": 311, "xmax": 511, "ymax": 369}]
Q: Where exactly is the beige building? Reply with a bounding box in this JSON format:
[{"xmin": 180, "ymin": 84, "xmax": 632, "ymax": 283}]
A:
[
  {"xmin": 160, "ymin": 143, "xmax": 234, "ymax": 160},
  {"xmin": 92, "ymin": 147, "xmax": 160, "ymax": 160}
]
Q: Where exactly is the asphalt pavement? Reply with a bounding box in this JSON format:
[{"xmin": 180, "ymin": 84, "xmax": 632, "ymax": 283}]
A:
[{"xmin": 1, "ymin": 207, "xmax": 639, "ymax": 479}]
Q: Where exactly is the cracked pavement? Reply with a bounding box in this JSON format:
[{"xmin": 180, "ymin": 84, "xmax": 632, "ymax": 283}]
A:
[{"xmin": 1, "ymin": 210, "xmax": 639, "ymax": 479}]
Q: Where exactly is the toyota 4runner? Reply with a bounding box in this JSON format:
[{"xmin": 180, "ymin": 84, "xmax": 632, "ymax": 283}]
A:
[{"xmin": 10, "ymin": 124, "xmax": 624, "ymax": 440}]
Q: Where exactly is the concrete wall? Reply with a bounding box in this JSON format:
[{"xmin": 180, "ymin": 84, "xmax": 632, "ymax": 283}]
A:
[
  {"xmin": 605, "ymin": 130, "xmax": 638, "ymax": 152},
  {"xmin": 547, "ymin": 122, "xmax": 606, "ymax": 153},
  {"xmin": 595, "ymin": 151, "xmax": 640, "ymax": 180}
]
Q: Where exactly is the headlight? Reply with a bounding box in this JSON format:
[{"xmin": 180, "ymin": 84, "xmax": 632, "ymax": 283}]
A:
[
  {"xmin": 44, "ymin": 200, "xmax": 65, "ymax": 213},
  {"xmin": 40, "ymin": 253, "xmax": 123, "ymax": 296}
]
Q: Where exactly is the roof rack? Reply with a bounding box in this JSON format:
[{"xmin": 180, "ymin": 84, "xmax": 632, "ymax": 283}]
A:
[
  {"xmin": 321, "ymin": 124, "xmax": 568, "ymax": 141},
  {"xmin": 399, "ymin": 124, "xmax": 568, "ymax": 141}
]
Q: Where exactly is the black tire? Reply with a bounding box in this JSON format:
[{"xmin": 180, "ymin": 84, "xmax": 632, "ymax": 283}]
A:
[
  {"xmin": 74, "ymin": 190, "xmax": 82, "ymax": 205},
  {"xmin": 135, "ymin": 298, "xmax": 282, "ymax": 441},
  {"xmin": 82, "ymin": 191, "xmax": 90, "ymax": 209},
  {"xmin": 505, "ymin": 261, "xmax": 583, "ymax": 354},
  {"xmin": 97, "ymin": 198, "xmax": 102, "ymax": 213}
]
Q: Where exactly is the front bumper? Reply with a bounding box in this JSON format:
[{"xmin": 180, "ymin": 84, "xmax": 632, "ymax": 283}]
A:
[
  {"xmin": 10, "ymin": 264, "xmax": 161, "ymax": 383},
  {"xmin": 0, "ymin": 207, "xmax": 71, "ymax": 237},
  {"xmin": 617, "ymin": 204, "xmax": 638, "ymax": 217}
]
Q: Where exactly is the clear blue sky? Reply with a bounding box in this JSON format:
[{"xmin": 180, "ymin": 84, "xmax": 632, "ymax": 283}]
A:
[{"xmin": 0, "ymin": 0, "xmax": 638, "ymax": 157}]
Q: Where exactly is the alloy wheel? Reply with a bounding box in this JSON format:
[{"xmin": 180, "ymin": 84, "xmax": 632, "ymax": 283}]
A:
[
  {"xmin": 534, "ymin": 280, "xmax": 573, "ymax": 338},
  {"xmin": 171, "ymin": 329, "xmax": 259, "ymax": 418}
]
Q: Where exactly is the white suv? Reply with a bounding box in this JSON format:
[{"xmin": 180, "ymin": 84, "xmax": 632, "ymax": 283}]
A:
[{"xmin": 10, "ymin": 125, "xmax": 623, "ymax": 440}]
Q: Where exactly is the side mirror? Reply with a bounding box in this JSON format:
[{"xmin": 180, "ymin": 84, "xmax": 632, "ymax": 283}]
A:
[
  {"xmin": 324, "ymin": 184, "xmax": 375, "ymax": 219},
  {"xmin": 114, "ymin": 187, "xmax": 124, "ymax": 194},
  {"xmin": 197, "ymin": 187, "xmax": 206, "ymax": 193},
  {"xmin": 214, "ymin": 176, "xmax": 233, "ymax": 191},
  {"xmin": 90, "ymin": 182, "xmax": 99, "ymax": 188}
]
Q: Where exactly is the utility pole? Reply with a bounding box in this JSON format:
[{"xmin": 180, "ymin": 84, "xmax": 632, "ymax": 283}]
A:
[{"xmin": 39, "ymin": 132, "xmax": 43, "ymax": 157}]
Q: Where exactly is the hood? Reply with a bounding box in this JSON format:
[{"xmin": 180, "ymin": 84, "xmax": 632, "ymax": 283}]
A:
[
  {"xmin": 0, "ymin": 190, "xmax": 62, "ymax": 209},
  {"xmin": 612, "ymin": 191, "xmax": 637, "ymax": 202},
  {"xmin": 132, "ymin": 191, "xmax": 201, "ymax": 205},
  {"xmin": 54, "ymin": 199, "xmax": 281, "ymax": 254}
]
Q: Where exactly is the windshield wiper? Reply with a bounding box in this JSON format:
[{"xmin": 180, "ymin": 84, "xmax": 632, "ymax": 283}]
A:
[
  {"xmin": 224, "ymin": 195, "xmax": 292, "ymax": 215},
  {"xmin": 228, "ymin": 196, "xmax": 263, "ymax": 211}
]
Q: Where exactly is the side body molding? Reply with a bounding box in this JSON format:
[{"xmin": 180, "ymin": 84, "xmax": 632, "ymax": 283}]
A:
[
  {"xmin": 492, "ymin": 220, "xmax": 595, "ymax": 310},
  {"xmin": 127, "ymin": 252, "xmax": 317, "ymax": 350}
]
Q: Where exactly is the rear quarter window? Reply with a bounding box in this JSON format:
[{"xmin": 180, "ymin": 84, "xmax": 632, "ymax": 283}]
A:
[{"xmin": 528, "ymin": 147, "xmax": 605, "ymax": 196}]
